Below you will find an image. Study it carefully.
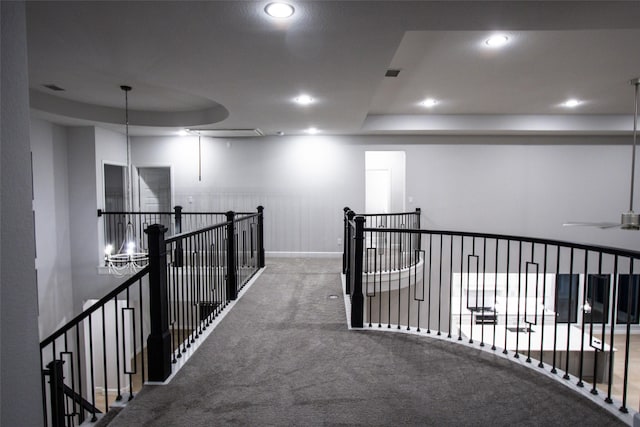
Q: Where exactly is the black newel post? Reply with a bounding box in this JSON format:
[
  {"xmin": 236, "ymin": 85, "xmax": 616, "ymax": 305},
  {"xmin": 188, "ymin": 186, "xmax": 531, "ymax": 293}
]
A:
[
  {"xmin": 173, "ymin": 206, "xmax": 183, "ymax": 267},
  {"xmin": 257, "ymin": 206, "xmax": 265, "ymax": 268},
  {"xmin": 415, "ymin": 207, "xmax": 422, "ymax": 250},
  {"xmin": 351, "ymin": 215, "xmax": 365, "ymax": 328},
  {"xmin": 46, "ymin": 360, "xmax": 66, "ymax": 427},
  {"xmin": 342, "ymin": 207, "xmax": 350, "ymax": 274},
  {"xmin": 145, "ymin": 224, "xmax": 172, "ymax": 382},
  {"xmin": 226, "ymin": 211, "xmax": 238, "ymax": 300},
  {"xmin": 174, "ymin": 205, "xmax": 183, "ymax": 234},
  {"xmin": 345, "ymin": 210, "xmax": 355, "ymax": 295}
]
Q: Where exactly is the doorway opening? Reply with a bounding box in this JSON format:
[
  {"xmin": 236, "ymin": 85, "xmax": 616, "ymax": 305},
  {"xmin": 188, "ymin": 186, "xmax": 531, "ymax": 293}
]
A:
[
  {"xmin": 104, "ymin": 164, "xmax": 126, "ymax": 212},
  {"xmin": 365, "ymin": 151, "xmax": 406, "ymax": 214}
]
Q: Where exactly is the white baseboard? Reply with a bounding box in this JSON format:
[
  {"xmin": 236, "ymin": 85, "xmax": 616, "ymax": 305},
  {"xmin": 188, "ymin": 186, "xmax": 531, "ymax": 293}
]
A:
[{"xmin": 266, "ymin": 251, "xmax": 342, "ymax": 258}]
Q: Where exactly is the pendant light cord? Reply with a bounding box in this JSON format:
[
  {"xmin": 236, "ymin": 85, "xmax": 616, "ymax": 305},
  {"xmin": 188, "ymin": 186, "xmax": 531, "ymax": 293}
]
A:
[
  {"xmin": 121, "ymin": 85, "xmax": 133, "ymax": 212},
  {"xmin": 630, "ymin": 79, "xmax": 639, "ymax": 213}
]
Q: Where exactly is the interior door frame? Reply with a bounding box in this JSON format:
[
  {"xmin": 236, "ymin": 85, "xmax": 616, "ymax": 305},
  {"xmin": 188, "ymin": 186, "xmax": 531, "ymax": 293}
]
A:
[{"xmin": 101, "ymin": 160, "xmax": 128, "ymax": 211}]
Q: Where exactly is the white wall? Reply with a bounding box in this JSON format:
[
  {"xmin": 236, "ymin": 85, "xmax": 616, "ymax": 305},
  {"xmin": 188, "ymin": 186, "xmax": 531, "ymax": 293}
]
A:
[
  {"xmin": 67, "ymin": 127, "xmax": 123, "ymax": 313},
  {"xmin": 29, "ymin": 124, "xmax": 640, "ymax": 353},
  {"xmin": 1, "ymin": 2, "xmax": 45, "ymax": 425},
  {"xmin": 28, "ymin": 121, "xmax": 131, "ymax": 346},
  {"xmin": 31, "ymin": 118, "xmax": 74, "ymax": 338},
  {"xmin": 95, "ymin": 126, "xmax": 128, "ymax": 212},
  {"xmin": 133, "ymin": 134, "xmax": 640, "ymax": 253},
  {"xmin": 402, "ymin": 141, "xmax": 640, "ymax": 250},
  {"xmin": 132, "ymin": 135, "xmax": 360, "ymax": 253}
]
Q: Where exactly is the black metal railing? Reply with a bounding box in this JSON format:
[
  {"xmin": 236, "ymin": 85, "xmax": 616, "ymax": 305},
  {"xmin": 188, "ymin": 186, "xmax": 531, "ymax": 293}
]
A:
[
  {"xmin": 41, "ymin": 207, "xmax": 265, "ymax": 426},
  {"xmin": 163, "ymin": 209, "xmax": 264, "ymax": 362},
  {"xmin": 344, "ymin": 209, "xmax": 640, "ymax": 416},
  {"xmin": 98, "ymin": 206, "xmax": 233, "ymax": 258},
  {"xmin": 40, "ymin": 267, "xmax": 151, "ymax": 426},
  {"xmin": 342, "ymin": 207, "xmax": 421, "ymax": 275}
]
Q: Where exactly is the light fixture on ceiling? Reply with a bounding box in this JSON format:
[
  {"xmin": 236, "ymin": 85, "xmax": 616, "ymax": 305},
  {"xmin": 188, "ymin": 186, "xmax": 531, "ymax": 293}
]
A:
[
  {"xmin": 294, "ymin": 94, "xmax": 315, "ymax": 105},
  {"xmin": 305, "ymin": 127, "xmax": 319, "ymax": 135},
  {"xmin": 563, "ymin": 78, "xmax": 640, "ymax": 230},
  {"xmin": 104, "ymin": 85, "xmax": 148, "ymax": 275},
  {"xmin": 485, "ymin": 34, "xmax": 509, "ymax": 48},
  {"xmin": 561, "ymin": 99, "xmax": 582, "ymax": 108},
  {"xmin": 265, "ymin": 2, "xmax": 295, "ymax": 18},
  {"xmin": 177, "ymin": 129, "xmax": 189, "ymax": 136},
  {"xmin": 420, "ymin": 98, "xmax": 438, "ymax": 108}
]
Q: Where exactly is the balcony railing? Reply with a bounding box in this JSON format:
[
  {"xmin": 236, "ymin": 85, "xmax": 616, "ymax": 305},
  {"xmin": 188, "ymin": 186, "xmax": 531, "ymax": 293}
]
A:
[
  {"xmin": 40, "ymin": 207, "xmax": 265, "ymax": 427},
  {"xmin": 97, "ymin": 206, "xmax": 259, "ymax": 267},
  {"xmin": 343, "ymin": 207, "xmax": 640, "ymax": 418}
]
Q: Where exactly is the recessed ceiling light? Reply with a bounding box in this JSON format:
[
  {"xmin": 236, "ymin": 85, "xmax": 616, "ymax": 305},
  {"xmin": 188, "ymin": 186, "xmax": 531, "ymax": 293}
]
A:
[
  {"xmin": 305, "ymin": 127, "xmax": 319, "ymax": 134},
  {"xmin": 562, "ymin": 99, "xmax": 582, "ymax": 108},
  {"xmin": 177, "ymin": 129, "xmax": 189, "ymax": 136},
  {"xmin": 294, "ymin": 94, "xmax": 314, "ymax": 105},
  {"xmin": 265, "ymin": 2, "xmax": 295, "ymax": 18},
  {"xmin": 419, "ymin": 98, "xmax": 438, "ymax": 108},
  {"xmin": 485, "ymin": 34, "xmax": 509, "ymax": 48}
]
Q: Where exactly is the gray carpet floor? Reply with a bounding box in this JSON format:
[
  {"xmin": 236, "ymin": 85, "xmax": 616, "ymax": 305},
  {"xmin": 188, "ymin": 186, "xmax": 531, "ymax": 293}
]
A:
[{"xmin": 109, "ymin": 257, "xmax": 624, "ymax": 426}]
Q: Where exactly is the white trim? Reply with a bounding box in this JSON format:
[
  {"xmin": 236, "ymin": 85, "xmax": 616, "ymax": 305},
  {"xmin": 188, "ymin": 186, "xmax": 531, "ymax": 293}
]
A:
[
  {"xmin": 266, "ymin": 251, "xmax": 342, "ymax": 258},
  {"xmin": 342, "ymin": 274, "xmax": 352, "ymax": 330}
]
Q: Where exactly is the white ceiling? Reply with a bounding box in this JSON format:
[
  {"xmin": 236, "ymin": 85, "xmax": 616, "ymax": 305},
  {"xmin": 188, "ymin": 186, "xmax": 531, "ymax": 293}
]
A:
[{"xmin": 25, "ymin": 1, "xmax": 640, "ymax": 136}]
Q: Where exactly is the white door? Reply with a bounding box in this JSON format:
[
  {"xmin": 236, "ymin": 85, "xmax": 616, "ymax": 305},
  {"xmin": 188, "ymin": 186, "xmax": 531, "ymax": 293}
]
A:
[
  {"xmin": 366, "ymin": 169, "xmax": 391, "ymax": 214},
  {"xmin": 365, "ymin": 151, "xmax": 406, "ymax": 214},
  {"xmin": 138, "ymin": 167, "xmax": 171, "ymax": 212}
]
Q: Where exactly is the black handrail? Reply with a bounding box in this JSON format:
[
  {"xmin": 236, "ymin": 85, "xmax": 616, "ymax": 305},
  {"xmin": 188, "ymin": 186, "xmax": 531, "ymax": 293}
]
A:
[
  {"xmin": 62, "ymin": 384, "xmax": 102, "ymax": 415},
  {"xmin": 98, "ymin": 209, "xmax": 256, "ymax": 216},
  {"xmin": 41, "ymin": 207, "xmax": 266, "ymax": 427},
  {"xmin": 345, "ymin": 208, "xmax": 640, "ymax": 417},
  {"xmin": 40, "ymin": 266, "xmax": 150, "ymax": 348},
  {"xmin": 164, "ymin": 213, "xmax": 259, "ymax": 244},
  {"xmin": 343, "ymin": 207, "xmax": 421, "ymax": 275},
  {"xmin": 97, "ymin": 207, "xmax": 252, "ymax": 257},
  {"xmin": 358, "ymin": 210, "xmax": 421, "ymax": 217},
  {"xmin": 362, "ymin": 227, "xmax": 640, "ymax": 260},
  {"xmin": 165, "ymin": 221, "xmax": 229, "ymax": 244}
]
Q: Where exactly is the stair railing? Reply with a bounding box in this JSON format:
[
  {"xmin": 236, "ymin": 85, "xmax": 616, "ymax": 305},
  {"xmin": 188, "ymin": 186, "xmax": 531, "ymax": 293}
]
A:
[
  {"xmin": 41, "ymin": 207, "xmax": 265, "ymax": 426},
  {"xmin": 343, "ymin": 206, "xmax": 640, "ymax": 418}
]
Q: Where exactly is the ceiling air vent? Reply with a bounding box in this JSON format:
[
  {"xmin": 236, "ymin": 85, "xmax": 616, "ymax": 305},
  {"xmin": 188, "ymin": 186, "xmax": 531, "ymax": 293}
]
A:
[
  {"xmin": 42, "ymin": 84, "xmax": 65, "ymax": 91},
  {"xmin": 385, "ymin": 69, "xmax": 401, "ymax": 77},
  {"xmin": 188, "ymin": 129, "xmax": 265, "ymax": 138}
]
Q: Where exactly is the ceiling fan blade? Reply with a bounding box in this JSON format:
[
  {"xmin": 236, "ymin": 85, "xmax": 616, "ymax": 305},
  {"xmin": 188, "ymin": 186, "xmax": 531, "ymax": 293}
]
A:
[{"xmin": 563, "ymin": 221, "xmax": 621, "ymax": 229}]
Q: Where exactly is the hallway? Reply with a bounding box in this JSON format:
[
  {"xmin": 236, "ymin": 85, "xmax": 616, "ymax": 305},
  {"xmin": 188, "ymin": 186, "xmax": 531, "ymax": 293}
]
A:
[{"xmin": 109, "ymin": 258, "xmax": 623, "ymax": 426}]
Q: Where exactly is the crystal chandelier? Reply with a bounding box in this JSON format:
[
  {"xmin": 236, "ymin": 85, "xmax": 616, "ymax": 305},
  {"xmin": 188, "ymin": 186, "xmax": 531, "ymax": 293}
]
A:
[{"xmin": 104, "ymin": 85, "xmax": 149, "ymax": 275}]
